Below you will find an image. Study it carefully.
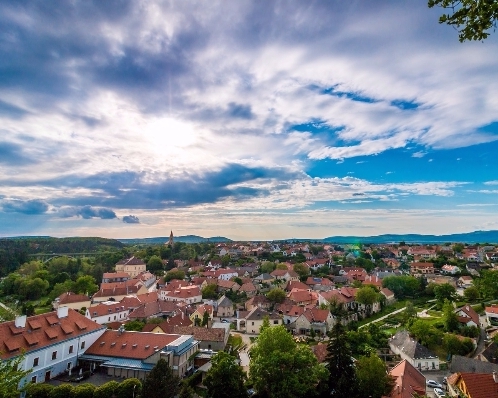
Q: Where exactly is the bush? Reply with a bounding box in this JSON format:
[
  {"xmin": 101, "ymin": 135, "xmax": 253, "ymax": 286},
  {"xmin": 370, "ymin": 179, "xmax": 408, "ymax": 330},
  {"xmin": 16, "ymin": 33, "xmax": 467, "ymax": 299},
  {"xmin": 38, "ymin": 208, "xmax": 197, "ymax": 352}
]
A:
[
  {"xmin": 26, "ymin": 383, "xmax": 54, "ymax": 398},
  {"xmin": 116, "ymin": 378, "xmax": 141, "ymax": 398},
  {"xmin": 49, "ymin": 384, "xmax": 73, "ymax": 398},
  {"xmin": 70, "ymin": 383, "xmax": 95, "ymax": 398},
  {"xmin": 94, "ymin": 381, "xmax": 119, "ymax": 398}
]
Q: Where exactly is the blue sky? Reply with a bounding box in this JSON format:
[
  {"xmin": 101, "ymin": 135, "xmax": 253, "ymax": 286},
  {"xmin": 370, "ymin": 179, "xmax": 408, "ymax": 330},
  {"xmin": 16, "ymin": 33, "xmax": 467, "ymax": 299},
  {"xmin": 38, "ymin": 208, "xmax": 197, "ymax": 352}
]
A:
[{"xmin": 1, "ymin": 1, "xmax": 498, "ymax": 240}]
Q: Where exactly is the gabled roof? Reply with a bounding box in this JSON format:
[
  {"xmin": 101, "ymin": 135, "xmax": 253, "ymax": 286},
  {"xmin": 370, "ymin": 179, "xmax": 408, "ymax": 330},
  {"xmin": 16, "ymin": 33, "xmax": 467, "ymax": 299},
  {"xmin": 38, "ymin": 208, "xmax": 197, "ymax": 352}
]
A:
[
  {"xmin": 128, "ymin": 300, "xmax": 178, "ymax": 319},
  {"xmin": 450, "ymin": 372, "xmax": 498, "ymax": 398},
  {"xmin": 116, "ymin": 256, "xmax": 146, "ymax": 266},
  {"xmin": 451, "ymin": 355, "xmax": 498, "ymax": 374},
  {"xmin": 302, "ymin": 308, "xmax": 330, "ymax": 323},
  {"xmin": 85, "ymin": 330, "xmax": 181, "ymax": 359},
  {"xmin": 389, "ymin": 330, "xmax": 438, "ymax": 360},
  {"xmin": 285, "ymin": 280, "xmax": 309, "ymax": 292},
  {"xmin": 0, "ymin": 309, "xmax": 104, "ymax": 360},
  {"xmin": 217, "ymin": 295, "xmax": 233, "ymax": 308},
  {"xmin": 311, "ymin": 343, "xmax": 328, "ymax": 363},
  {"xmin": 239, "ymin": 282, "xmax": 257, "ymax": 292},
  {"xmin": 480, "ymin": 342, "xmax": 498, "ymax": 363},
  {"xmin": 173, "ymin": 326, "xmax": 226, "ymax": 342},
  {"xmin": 244, "ymin": 307, "xmax": 281, "ymax": 321},
  {"xmin": 388, "ymin": 359, "xmax": 426, "ymax": 398},
  {"xmin": 456, "ymin": 304, "xmax": 480, "ymax": 326},
  {"xmin": 57, "ymin": 292, "xmax": 90, "ymax": 304}
]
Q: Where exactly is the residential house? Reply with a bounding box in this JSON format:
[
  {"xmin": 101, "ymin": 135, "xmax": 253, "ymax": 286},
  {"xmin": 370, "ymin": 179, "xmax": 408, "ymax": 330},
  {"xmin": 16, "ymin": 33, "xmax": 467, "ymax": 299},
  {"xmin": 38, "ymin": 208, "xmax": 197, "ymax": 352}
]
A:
[
  {"xmin": 389, "ymin": 330, "xmax": 440, "ymax": 371},
  {"xmin": 278, "ymin": 304, "xmax": 306, "ymax": 326},
  {"xmin": 486, "ymin": 305, "xmax": 498, "ymax": 325},
  {"xmin": 0, "ymin": 308, "xmax": 105, "ymax": 385},
  {"xmin": 173, "ymin": 326, "xmax": 228, "ymax": 351},
  {"xmin": 52, "ymin": 292, "xmax": 91, "ymax": 312},
  {"xmin": 115, "ymin": 256, "xmax": 147, "ymax": 278},
  {"xmin": 293, "ymin": 308, "xmax": 334, "ymax": 336},
  {"xmin": 144, "ymin": 312, "xmax": 193, "ymax": 334},
  {"xmin": 285, "ymin": 280, "xmax": 310, "ymax": 292},
  {"xmin": 253, "ymin": 273, "xmax": 275, "ymax": 284},
  {"xmin": 410, "ymin": 262, "xmax": 435, "ymax": 275},
  {"xmin": 102, "ymin": 272, "xmax": 130, "ymax": 283},
  {"xmin": 318, "ymin": 288, "xmax": 357, "ymax": 311},
  {"xmin": 216, "ymin": 279, "xmax": 240, "ymax": 293},
  {"xmin": 134, "ymin": 271, "xmax": 157, "ymax": 289},
  {"xmin": 450, "ymin": 354, "xmax": 498, "ymax": 374},
  {"xmin": 81, "ymin": 330, "xmax": 199, "ymax": 379},
  {"xmin": 387, "ymin": 359, "xmax": 426, "ymax": 398},
  {"xmin": 190, "ymin": 304, "xmax": 214, "ymax": 325},
  {"xmin": 459, "ymin": 275, "xmax": 474, "ymax": 288},
  {"xmin": 447, "ymin": 372, "xmax": 498, "ymax": 398},
  {"xmin": 478, "ymin": 342, "xmax": 498, "ymax": 364},
  {"xmin": 442, "ymin": 264, "xmax": 460, "ymax": 275},
  {"xmin": 270, "ymin": 269, "xmax": 300, "ymax": 282},
  {"xmin": 238, "ymin": 282, "xmax": 258, "ymax": 297},
  {"xmin": 127, "ymin": 300, "xmax": 179, "ymax": 321},
  {"xmin": 311, "ymin": 343, "xmax": 328, "ymax": 364},
  {"xmin": 455, "ymin": 304, "xmax": 480, "ymax": 328},
  {"xmin": 245, "ymin": 295, "xmax": 271, "ymax": 311},
  {"xmin": 236, "ymin": 307, "xmax": 282, "ymax": 334},
  {"xmin": 93, "ymin": 281, "xmax": 148, "ymax": 303},
  {"xmin": 287, "ymin": 289, "xmax": 318, "ymax": 306},
  {"xmin": 216, "ymin": 296, "xmax": 234, "ymax": 318},
  {"xmin": 380, "ymin": 287, "xmax": 396, "ymax": 304},
  {"xmin": 85, "ymin": 301, "xmax": 130, "ymax": 325},
  {"xmin": 160, "ymin": 286, "xmax": 202, "ymax": 305},
  {"xmin": 305, "ymin": 277, "xmax": 333, "ymax": 290}
]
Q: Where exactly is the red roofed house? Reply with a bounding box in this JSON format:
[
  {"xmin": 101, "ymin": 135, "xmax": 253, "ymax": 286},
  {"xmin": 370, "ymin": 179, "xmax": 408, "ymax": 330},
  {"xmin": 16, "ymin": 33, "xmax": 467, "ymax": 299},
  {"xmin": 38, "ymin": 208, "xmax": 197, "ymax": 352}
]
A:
[
  {"xmin": 455, "ymin": 304, "xmax": 480, "ymax": 328},
  {"xmin": 486, "ymin": 304, "xmax": 498, "ymax": 325},
  {"xmin": 270, "ymin": 269, "xmax": 299, "ymax": 282},
  {"xmin": 102, "ymin": 272, "xmax": 130, "ymax": 283},
  {"xmin": 52, "ymin": 292, "xmax": 91, "ymax": 312},
  {"xmin": 0, "ymin": 308, "xmax": 105, "ymax": 386},
  {"xmin": 160, "ymin": 286, "xmax": 202, "ymax": 304},
  {"xmin": 81, "ymin": 330, "xmax": 199, "ymax": 379},
  {"xmin": 287, "ymin": 289, "xmax": 318, "ymax": 306},
  {"xmin": 294, "ymin": 308, "xmax": 334, "ymax": 336},
  {"xmin": 410, "ymin": 262, "xmax": 435, "ymax": 275},
  {"xmin": 85, "ymin": 301, "xmax": 130, "ymax": 325},
  {"xmin": 387, "ymin": 359, "xmax": 426, "ymax": 398},
  {"xmin": 447, "ymin": 371, "xmax": 498, "ymax": 398},
  {"xmin": 190, "ymin": 304, "xmax": 214, "ymax": 324}
]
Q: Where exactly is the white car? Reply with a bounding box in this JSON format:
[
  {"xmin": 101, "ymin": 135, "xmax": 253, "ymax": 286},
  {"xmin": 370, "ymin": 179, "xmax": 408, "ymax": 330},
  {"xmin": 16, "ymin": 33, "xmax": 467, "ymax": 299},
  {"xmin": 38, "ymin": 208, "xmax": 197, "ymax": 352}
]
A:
[
  {"xmin": 426, "ymin": 379, "xmax": 443, "ymax": 389},
  {"xmin": 434, "ymin": 387, "xmax": 445, "ymax": 397}
]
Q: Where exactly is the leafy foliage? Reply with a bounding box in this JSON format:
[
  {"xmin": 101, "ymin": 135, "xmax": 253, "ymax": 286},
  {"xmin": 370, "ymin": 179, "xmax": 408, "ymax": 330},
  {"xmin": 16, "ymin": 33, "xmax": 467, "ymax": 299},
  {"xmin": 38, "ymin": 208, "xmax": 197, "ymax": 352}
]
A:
[
  {"xmin": 428, "ymin": 0, "xmax": 498, "ymax": 41},
  {"xmin": 0, "ymin": 354, "xmax": 31, "ymax": 398},
  {"xmin": 356, "ymin": 354, "xmax": 394, "ymax": 398},
  {"xmin": 142, "ymin": 358, "xmax": 180, "ymax": 398},
  {"xmin": 267, "ymin": 287, "xmax": 286, "ymax": 304},
  {"xmin": 26, "ymin": 383, "xmax": 54, "ymax": 398},
  {"xmin": 250, "ymin": 325, "xmax": 327, "ymax": 398},
  {"xmin": 204, "ymin": 351, "xmax": 247, "ymax": 398},
  {"xmin": 382, "ymin": 276, "xmax": 421, "ymax": 299}
]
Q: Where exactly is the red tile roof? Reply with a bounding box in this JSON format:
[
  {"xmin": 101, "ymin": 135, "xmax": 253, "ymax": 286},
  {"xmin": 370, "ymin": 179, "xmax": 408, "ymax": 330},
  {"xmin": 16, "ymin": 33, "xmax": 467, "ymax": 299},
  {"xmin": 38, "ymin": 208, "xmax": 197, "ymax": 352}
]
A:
[
  {"xmin": 388, "ymin": 359, "xmax": 426, "ymax": 398},
  {"xmin": 453, "ymin": 372, "xmax": 498, "ymax": 398},
  {"xmin": 0, "ymin": 309, "xmax": 104, "ymax": 360},
  {"xmin": 57, "ymin": 292, "xmax": 90, "ymax": 304}
]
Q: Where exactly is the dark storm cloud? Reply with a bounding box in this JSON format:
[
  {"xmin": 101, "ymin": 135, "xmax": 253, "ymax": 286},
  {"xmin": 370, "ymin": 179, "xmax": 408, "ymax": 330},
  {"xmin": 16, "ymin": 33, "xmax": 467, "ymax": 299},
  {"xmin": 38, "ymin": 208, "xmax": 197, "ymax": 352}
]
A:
[
  {"xmin": 1, "ymin": 199, "xmax": 49, "ymax": 214},
  {"xmin": 36, "ymin": 163, "xmax": 294, "ymax": 210},
  {"xmin": 123, "ymin": 215, "xmax": 140, "ymax": 224},
  {"xmin": 57, "ymin": 205, "xmax": 117, "ymax": 219}
]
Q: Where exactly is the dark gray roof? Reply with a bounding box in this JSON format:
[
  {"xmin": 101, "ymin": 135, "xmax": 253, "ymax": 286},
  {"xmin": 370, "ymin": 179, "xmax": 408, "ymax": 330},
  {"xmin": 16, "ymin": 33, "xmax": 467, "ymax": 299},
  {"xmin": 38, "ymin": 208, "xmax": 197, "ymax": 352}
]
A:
[
  {"xmin": 450, "ymin": 355, "xmax": 498, "ymax": 374},
  {"xmin": 245, "ymin": 307, "xmax": 281, "ymax": 321},
  {"xmin": 217, "ymin": 295, "xmax": 234, "ymax": 308},
  {"xmin": 390, "ymin": 330, "xmax": 438, "ymax": 360},
  {"xmin": 480, "ymin": 342, "xmax": 498, "ymax": 364}
]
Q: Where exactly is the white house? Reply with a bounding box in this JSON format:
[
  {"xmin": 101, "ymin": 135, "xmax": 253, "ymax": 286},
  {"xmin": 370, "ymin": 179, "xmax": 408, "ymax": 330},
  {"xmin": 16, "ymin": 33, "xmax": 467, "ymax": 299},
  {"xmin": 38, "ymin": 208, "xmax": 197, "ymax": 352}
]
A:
[
  {"xmin": 0, "ymin": 308, "xmax": 105, "ymax": 387},
  {"xmin": 389, "ymin": 330, "xmax": 440, "ymax": 371},
  {"xmin": 160, "ymin": 286, "xmax": 202, "ymax": 305},
  {"xmin": 85, "ymin": 301, "xmax": 130, "ymax": 325}
]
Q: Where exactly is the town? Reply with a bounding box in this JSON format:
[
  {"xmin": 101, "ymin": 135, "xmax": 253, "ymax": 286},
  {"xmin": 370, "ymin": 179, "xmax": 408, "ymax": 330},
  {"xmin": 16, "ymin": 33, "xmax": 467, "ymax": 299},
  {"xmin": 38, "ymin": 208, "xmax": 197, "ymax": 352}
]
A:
[{"xmin": 1, "ymin": 234, "xmax": 498, "ymax": 398}]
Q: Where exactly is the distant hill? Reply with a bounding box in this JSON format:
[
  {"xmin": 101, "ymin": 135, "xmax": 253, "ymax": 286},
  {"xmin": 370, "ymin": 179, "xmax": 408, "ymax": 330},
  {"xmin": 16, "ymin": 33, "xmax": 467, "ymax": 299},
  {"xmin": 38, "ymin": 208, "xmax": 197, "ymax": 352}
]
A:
[
  {"xmin": 118, "ymin": 235, "xmax": 232, "ymax": 245},
  {"xmin": 320, "ymin": 230, "xmax": 498, "ymax": 244}
]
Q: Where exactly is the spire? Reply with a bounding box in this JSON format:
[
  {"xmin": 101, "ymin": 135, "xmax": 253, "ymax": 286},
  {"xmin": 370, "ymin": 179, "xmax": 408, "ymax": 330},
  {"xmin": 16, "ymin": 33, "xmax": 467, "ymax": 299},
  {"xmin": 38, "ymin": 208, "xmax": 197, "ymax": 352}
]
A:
[{"xmin": 167, "ymin": 230, "xmax": 174, "ymax": 246}]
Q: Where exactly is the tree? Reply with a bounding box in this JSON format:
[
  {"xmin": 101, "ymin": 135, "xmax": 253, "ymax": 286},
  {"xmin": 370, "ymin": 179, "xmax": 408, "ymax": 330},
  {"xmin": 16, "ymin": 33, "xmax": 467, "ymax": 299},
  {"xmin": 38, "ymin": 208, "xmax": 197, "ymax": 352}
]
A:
[
  {"xmin": 260, "ymin": 261, "xmax": 276, "ymax": 274},
  {"xmin": 356, "ymin": 354, "xmax": 394, "ymax": 398},
  {"xmin": 275, "ymin": 263, "xmax": 288, "ymax": 270},
  {"xmin": 474, "ymin": 270, "xmax": 498, "ymax": 299},
  {"xmin": 26, "ymin": 383, "xmax": 53, "ymax": 398},
  {"xmin": 463, "ymin": 286, "xmax": 479, "ymax": 301},
  {"xmin": 164, "ymin": 270, "xmax": 185, "ymax": 282},
  {"xmin": 147, "ymin": 255, "xmax": 164, "ymax": 275},
  {"xmin": 48, "ymin": 384, "xmax": 73, "ymax": 398},
  {"xmin": 382, "ymin": 276, "xmax": 420, "ymax": 299},
  {"xmin": 0, "ymin": 354, "xmax": 31, "ymax": 398},
  {"xmin": 124, "ymin": 319, "xmax": 145, "ymax": 331},
  {"xmin": 250, "ymin": 325, "xmax": 327, "ymax": 398},
  {"xmin": 142, "ymin": 359, "xmax": 180, "ymax": 398},
  {"xmin": 409, "ymin": 320, "xmax": 442, "ymax": 348},
  {"xmin": 202, "ymin": 284, "xmax": 218, "ymax": 299},
  {"xmin": 267, "ymin": 287, "xmax": 286, "ymax": 304},
  {"xmin": 93, "ymin": 381, "xmax": 119, "ymax": 398},
  {"xmin": 403, "ymin": 301, "xmax": 417, "ymax": 326},
  {"xmin": 179, "ymin": 385, "xmax": 195, "ymax": 398},
  {"xmin": 116, "ymin": 378, "xmax": 141, "ymax": 398},
  {"xmin": 202, "ymin": 310, "xmax": 210, "ymax": 327},
  {"xmin": 72, "ymin": 275, "xmax": 98, "ymax": 295},
  {"xmin": 326, "ymin": 318, "xmax": 358, "ymax": 398},
  {"xmin": 293, "ymin": 263, "xmax": 310, "ymax": 280},
  {"xmin": 434, "ymin": 283, "xmax": 457, "ymax": 304},
  {"xmin": 204, "ymin": 351, "xmax": 247, "ymax": 398},
  {"xmin": 429, "ymin": 0, "xmax": 498, "ymax": 41},
  {"xmin": 356, "ymin": 286, "xmax": 380, "ymax": 307},
  {"xmin": 442, "ymin": 299, "xmax": 459, "ymax": 332},
  {"xmin": 70, "ymin": 383, "xmax": 95, "ymax": 398}
]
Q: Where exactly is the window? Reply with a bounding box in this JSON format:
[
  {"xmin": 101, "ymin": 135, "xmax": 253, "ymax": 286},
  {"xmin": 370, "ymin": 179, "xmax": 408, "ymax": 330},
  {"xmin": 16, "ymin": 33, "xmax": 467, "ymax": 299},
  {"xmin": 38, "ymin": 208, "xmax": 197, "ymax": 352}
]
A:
[
  {"xmin": 273, "ymin": 320, "xmax": 278, "ymax": 324},
  {"xmin": 69, "ymin": 345, "xmax": 74, "ymax": 354},
  {"xmin": 52, "ymin": 351, "xmax": 57, "ymax": 360},
  {"xmin": 31, "ymin": 376, "xmax": 37, "ymax": 383},
  {"xmin": 33, "ymin": 357, "xmax": 39, "ymax": 367},
  {"xmin": 252, "ymin": 322, "xmax": 254, "ymax": 326},
  {"xmin": 81, "ymin": 341, "xmax": 86, "ymax": 349},
  {"xmin": 67, "ymin": 362, "xmax": 72, "ymax": 370}
]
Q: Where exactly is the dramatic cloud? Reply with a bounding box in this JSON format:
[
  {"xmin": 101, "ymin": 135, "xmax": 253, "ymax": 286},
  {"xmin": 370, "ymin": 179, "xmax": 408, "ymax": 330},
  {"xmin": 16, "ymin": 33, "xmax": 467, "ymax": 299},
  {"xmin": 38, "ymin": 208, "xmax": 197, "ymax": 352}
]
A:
[
  {"xmin": 1, "ymin": 199, "xmax": 49, "ymax": 214},
  {"xmin": 56, "ymin": 206, "xmax": 117, "ymax": 220},
  {"xmin": 123, "ymin": 215, "xmax": 140, "ymax": 224}
]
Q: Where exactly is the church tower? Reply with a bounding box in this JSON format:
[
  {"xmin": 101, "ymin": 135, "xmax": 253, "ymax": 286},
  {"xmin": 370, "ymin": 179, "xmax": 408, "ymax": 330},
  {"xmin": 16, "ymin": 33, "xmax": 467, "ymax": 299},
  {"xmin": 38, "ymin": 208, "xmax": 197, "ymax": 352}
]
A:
[{"xmin": 167, "ymin": 230, "xmax": 174, "ymax": 246}]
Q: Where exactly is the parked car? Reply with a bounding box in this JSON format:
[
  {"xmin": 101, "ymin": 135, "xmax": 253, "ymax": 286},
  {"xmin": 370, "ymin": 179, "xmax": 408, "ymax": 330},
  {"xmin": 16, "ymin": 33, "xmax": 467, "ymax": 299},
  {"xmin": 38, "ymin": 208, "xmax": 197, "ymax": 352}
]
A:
[
  {"xmin": 221, "ymin": 319, "xmax": 229, "ymax": 323},
  {"xmin": 427, "ymin": 380, "xmax": 443, "ymax": 389},
  {"xmin": 434, "ymin": 387, "xmax": 445, "ymax": 398}
]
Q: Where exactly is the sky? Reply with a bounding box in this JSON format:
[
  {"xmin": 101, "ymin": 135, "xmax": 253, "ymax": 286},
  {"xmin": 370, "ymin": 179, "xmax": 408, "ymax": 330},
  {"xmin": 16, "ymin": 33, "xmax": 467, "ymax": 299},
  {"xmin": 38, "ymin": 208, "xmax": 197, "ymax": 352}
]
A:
[{"xmin": 1, "ymin": 1, "xmax": 498, "ymax": 241}]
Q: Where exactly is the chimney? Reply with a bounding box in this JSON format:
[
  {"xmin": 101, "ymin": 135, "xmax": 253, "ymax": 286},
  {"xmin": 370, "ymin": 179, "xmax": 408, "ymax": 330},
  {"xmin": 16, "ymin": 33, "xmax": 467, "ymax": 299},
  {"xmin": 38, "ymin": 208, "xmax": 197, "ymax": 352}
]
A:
[
  {"xmin": 494, "ymin": 371, "xmax": 498, "ymax": 383},
  {"xmin": 15, "ymin": 315, "xmax": 27, "ymax": 328},
  {"xmin": 57, "ymin": 306, "xmax": 69, "ymax": 319}
]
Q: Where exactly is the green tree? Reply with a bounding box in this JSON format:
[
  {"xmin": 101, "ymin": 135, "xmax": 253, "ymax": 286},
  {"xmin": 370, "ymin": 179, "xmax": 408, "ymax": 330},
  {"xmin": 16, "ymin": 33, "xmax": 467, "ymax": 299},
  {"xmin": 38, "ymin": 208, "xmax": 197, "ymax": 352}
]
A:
[
  {"xmin": 409, "ymin": 320, "xmax": 442, "ymax": 348},
  {"xmin": 326, "ymin": 318, "xmax": 358, "ymax": 398},
  {"xmin": 164, "ymin": 270, "xmax": 185, "ymax": 282},
  {"xmin": 49, "ymin": 280, "xmax": 75, "ymax": 300},
  {"xmin": 442, "ymin": 300, "xmax": 459, "ymax": 332},
  {"xmin": 179, "ymin": 385, "xmax": 195, "ymax": 398},
  {"xmin": 0, "ymin": 354, "xmax": 31, "ymax": 398},
  {"xmin": 434, "ymin": 283, "xmax": 457, "ymax": 304},
  {"xmin": 48, "ymin": 384, "xmax": 73, "ymax": 398},
  {"xmin": 382, "ymin": 276, "xmax": 420, "ymax": 299},
  {"xmin": 72, "ymin": 275, "xmax": 98, "ymax": 296},
  {"xmin": 142, "ymin": 358, "xmax": 180, "ymax": 398},
  {"xmin": 202, "ymin": 310, "xmax": 210, "ymax": 327},
  {"xmin": 204, "ymin": 352, "xmax": 247, "ymax": 398},
  {"xmin": 403, "ymin": 301, "xmax": 417, "ymax": 326},
  {"xmin": 260, "ymin": 262, "xmax": 276, "ymax": 274},
  {"xmin": 202, "ymin": 284, "xmax": 218, "ymax": 299},
  {"xmin": 463, "ymin": 286, "xmax": 479, "ymax": 301},
  {"xmin": 474, "ymin": 270, "xmax": 498, "ymax": 299},
  {"xmin": 147, "ymin": 255, "xmax": 164, "ymax": 275},
  {"xmin": 26, "ymin": 383, "xmax": 54, "ymax": 398},
  {"xmin": 267, "ymin": 287, "xmax": 286, "ymax": 304},
  {"xmin": 356, "ymin": 354, "xmax": 394, "ymax": 398},
  {"xmin": 93, "ymin": 381, "xmax": 119, "ymax": 398},
  {"xmin": 250, "ymin": 325, "xmax": 327, "ymax": 398},
  {"xmin": 124, "ymin": 320, "xmax": 145, "ymax": 331},
  {"xmin": 429, "ymin": 0, "xmax": 498, "ymax": 41},
  {"xmin": 116, "ymin": 378, "xmax": 141, "ymax": 398},
  {"xmin": 356, "ymin": 286, "xmax": 380, "ymax": 310},
  {"xmin": 70, "ymin": 383, "xmax": 95, "ymax": 398},
  {"xmin": 293, "ymin": 263, "xmax": 310, "ymax": 280}
]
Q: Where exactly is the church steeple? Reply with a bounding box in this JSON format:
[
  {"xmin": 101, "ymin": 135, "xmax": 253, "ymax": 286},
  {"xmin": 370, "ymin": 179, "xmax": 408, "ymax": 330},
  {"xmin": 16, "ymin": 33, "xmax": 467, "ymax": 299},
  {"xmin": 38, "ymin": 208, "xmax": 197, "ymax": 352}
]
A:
[{"xmin": 167, "ymin": 230, "xmax": 174, "ymax": 246}]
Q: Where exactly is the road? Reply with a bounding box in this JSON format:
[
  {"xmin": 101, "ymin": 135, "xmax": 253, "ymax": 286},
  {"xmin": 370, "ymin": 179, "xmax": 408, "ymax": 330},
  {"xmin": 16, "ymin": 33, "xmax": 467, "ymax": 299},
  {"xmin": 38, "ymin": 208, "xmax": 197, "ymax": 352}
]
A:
[{"xmin": 358, "ymin": 306, "xmax": 406, "ymax": 329}]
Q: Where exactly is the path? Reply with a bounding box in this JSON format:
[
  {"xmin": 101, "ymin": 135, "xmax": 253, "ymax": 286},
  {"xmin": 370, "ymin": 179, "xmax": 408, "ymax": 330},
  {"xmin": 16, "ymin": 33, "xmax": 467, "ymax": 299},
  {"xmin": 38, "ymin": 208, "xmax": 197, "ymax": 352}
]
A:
[{"xmin": 358, "ymin": 306, "xmax": 406, "ymax": 329}]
